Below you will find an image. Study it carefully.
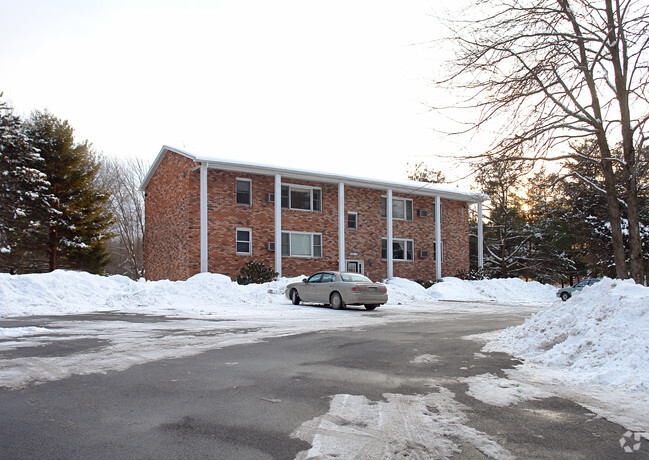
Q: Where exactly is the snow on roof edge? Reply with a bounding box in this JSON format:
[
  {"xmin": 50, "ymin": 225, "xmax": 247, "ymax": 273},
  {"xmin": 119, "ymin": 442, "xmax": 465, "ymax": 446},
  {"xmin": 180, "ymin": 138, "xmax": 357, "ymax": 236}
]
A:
[{"xmin": 140, "ymin": 145, "xmax": 489, "ymax": 203}]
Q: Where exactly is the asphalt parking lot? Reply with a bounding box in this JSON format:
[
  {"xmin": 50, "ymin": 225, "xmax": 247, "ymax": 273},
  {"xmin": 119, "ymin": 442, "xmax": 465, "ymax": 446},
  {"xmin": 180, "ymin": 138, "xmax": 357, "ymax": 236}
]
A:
[{"xmin": 0, "ymin": 311, "xmax": 645, "ymax": 459}]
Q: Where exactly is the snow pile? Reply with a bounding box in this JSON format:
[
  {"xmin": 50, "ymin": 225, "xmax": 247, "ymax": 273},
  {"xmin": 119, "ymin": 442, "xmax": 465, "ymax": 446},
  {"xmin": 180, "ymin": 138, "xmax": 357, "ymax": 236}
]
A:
[
  {"xmin": 0, "ymin": 271, "xmax": 558, "ymax": 318},
  {"xmin": 0, "ymin": 271, "xmax": 139, "ymax": 316},
  {"xmin": 485, "ymin": 278, "xmax": 649, "ymax": 391},
  {"xmin": 427, "ymin": 277, "xmax": 556, "ymax": 303}
]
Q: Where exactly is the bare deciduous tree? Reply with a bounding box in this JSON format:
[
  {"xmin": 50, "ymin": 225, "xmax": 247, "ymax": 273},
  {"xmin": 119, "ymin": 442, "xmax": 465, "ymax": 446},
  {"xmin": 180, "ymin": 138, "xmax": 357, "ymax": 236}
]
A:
[
  {"xmin": 438, "ymin": 0, "xmax": 649, "ymax": 282},
  {"xmin": 97, "ymin": 156, "xmax": 147, "ymax": 279}
]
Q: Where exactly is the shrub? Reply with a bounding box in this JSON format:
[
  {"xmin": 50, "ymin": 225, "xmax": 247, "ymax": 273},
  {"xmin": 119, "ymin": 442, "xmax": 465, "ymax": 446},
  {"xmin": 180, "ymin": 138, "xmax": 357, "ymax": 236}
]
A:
[
  {"xmin": 236, "ymin": 261, "xmax": 278, "ymax": 285},
  {"xmin": 455, "ymin": 268, "xmax": 486, "ymax": 280}
]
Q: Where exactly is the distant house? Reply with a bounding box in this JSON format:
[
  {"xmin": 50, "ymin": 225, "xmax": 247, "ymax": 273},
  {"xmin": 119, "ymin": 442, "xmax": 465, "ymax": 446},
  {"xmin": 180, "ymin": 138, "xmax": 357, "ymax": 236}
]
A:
[{"xmin": 140, "ymin": 146, "xmax": 487, "ymax": 281}]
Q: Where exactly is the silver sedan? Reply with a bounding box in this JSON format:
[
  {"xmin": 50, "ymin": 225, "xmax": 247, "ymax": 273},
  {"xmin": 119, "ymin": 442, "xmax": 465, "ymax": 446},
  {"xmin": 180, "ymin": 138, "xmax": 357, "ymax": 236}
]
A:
[{"xmin": 285, "ymin": 271, "xmax": 388, "ymax": 310}]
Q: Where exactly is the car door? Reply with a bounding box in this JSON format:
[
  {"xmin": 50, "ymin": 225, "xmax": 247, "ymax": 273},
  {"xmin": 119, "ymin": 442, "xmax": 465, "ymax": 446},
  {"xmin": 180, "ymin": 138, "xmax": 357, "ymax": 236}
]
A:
[
  {"xmin": 315, "ymin": 273, "xmax": 336, "ymax": 303},
  {"xmin": 301, "ymin": 273, "xmax": 322, "ymax": 302}
]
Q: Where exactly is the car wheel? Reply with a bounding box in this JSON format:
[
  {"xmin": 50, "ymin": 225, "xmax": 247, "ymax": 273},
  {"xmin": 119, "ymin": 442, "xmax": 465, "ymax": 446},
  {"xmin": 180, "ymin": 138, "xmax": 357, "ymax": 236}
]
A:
[
  {"xmin": 330, "ymin": 292, "xmax": 345, "ymax": 310},
  {"xmin": 560, "ymin": 292, "xmax": 570, "ymax": 301},
  {"xmin": 364, "ymin": 304, "xmax": 378, "ymax": 311},
  {"xmin": 290, "ymin": 289, "xmax": 301, "ymax": 305}
]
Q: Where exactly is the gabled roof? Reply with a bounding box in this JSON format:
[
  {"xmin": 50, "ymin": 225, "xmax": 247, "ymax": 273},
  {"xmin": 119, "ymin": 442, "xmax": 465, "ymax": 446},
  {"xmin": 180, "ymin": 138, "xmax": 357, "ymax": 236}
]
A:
[{"xmin": 140, "ymin": 145, "xmax": 489, "ymax": 203}]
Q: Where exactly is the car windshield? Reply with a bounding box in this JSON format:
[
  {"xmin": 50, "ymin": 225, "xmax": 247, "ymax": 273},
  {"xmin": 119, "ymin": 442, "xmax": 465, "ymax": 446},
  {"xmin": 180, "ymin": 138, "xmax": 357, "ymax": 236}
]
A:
[{"xmin": 341, "ymin": 273, "xmax": 372, "ymax": 283}]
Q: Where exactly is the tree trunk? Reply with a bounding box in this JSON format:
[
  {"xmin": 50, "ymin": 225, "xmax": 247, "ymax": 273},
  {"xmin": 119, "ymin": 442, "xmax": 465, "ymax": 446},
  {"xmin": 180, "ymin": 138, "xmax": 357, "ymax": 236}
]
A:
[
  {"xmin": 48, "ymin": 225, "xmax": 57, "ymax": 272},
  {"xmin": 604, "ymin": 0, "xmax": 645, "ymax": 283},
  {"xmin": 598, "ymin": 155, "xmax": 628, "ymax": 279}
]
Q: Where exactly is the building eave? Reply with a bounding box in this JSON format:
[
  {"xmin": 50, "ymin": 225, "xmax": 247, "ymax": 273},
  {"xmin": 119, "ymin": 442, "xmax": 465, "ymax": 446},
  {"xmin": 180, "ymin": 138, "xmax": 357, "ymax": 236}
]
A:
[{"xmin": 140, "ymin": 145, "xmax": 489, "ymax": 203}]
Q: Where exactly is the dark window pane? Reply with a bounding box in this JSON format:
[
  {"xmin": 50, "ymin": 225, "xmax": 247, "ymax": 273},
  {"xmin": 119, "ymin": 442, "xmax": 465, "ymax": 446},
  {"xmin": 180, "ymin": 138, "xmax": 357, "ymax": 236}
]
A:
[
  {"xmin": 281, "ymin": 232, "xmax": 290, "ymax": 256},
  {"xmin": 290, "ymin": 188, "xmax": 311, "ymax": 210},
  {"xmin": 347, "ymin": 213, "xmax": 357, "ymax": 229},
  {"xmin": 281, "ymin": 186, "xmax": 289, "ymax": 208},
  {"xmin": 381, "ymin": 197, "xmax": 386, "ymax": 217},
  {"xmin": 393, "ymin": 241, "xmax": 405, "ymax": 260},
  {"xmin": 236, "ymin": 180, "xmax": 251, "ymax": 205},
  {"xmin": 312, "ymin": 189, "xmax": 321, "ymax": 211},
  {"xmin": 313, "ymin": 234, "xmax": 322, "ymax": 257}
]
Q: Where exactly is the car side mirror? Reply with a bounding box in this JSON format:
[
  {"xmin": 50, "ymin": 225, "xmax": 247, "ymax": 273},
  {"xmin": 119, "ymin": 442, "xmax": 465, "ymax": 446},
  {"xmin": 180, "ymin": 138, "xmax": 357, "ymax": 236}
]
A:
[{"xmin": 302, "ymin": 278, "xmax": 308, "ymax": 284}]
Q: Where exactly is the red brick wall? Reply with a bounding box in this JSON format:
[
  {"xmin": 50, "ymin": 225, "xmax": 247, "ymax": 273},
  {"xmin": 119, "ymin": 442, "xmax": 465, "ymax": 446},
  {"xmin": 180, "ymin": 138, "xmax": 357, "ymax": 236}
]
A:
[
  {"xmin": 344, "ymin": 187, "xmax": 469, "ymax": 281},
  {"xmin": 144, "ymin": 152, "xmax": 200, "ymax": 280},
  {"xmin": 144, "ymin": 151, "xmax": 470, "ymax": 281}
]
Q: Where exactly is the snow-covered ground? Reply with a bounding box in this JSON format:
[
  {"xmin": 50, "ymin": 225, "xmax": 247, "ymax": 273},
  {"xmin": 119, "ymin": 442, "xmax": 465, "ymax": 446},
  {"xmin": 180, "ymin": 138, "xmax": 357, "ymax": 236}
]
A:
[{"xmin": 1, "ymin": 270, "xmax": 648, "ymax": 449}]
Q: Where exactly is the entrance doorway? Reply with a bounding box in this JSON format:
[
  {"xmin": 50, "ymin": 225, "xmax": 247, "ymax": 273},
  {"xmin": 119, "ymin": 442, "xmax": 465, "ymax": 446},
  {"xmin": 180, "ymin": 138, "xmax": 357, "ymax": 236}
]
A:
[{"xmin": 346, "ymin": 260, "xmax": 364, "ymax": 274}]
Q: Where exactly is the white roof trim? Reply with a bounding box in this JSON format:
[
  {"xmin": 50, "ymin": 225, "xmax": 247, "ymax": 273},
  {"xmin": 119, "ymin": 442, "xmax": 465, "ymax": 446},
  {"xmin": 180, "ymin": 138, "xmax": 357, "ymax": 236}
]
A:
[{"xmin": 140, "ymin": 145, "xmax": 489, "ymax": 203}]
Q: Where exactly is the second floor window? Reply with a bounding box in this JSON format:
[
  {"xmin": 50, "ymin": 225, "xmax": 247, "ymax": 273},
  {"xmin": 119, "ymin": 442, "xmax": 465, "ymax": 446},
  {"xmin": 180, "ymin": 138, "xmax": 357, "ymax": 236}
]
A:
[
  {"xmin": 381, "ymin": 196, "xmax": 413, "ymax": 221},
  {"xmin": 236, "ymin": 179, "xmax": 251, "ymax": 205},
  {"xmin": 281, "ymin": 185, "xmax": 321, "ymax": 211},
  {"xmin": 347, "ymin": 212, "xmax": 358, "ymax": 229}
]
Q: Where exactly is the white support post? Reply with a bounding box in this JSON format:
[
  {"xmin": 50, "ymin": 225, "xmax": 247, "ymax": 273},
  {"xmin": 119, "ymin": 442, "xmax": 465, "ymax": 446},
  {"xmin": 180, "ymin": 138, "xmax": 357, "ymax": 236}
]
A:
[
  {"xmin": 274, "ymin": 174, "xmax": 282, "ymax": 277},
  {"xmin": 387, "ymin": 189, "xmax": 393, "ymax": 279},
  {"xmin": 200, "ymin": 162, "xmax": 208, "ymax": 273},
  {"xmin": 477, "ymin": 201, "xmax": 484, "ymax": 270},
  {"xmin": 338, "ymin": 182, "xmax": 345, "ymax": 272},
  {"xmin": 435, "ymin": 196, "xmax": 442, "ymax": 280}
]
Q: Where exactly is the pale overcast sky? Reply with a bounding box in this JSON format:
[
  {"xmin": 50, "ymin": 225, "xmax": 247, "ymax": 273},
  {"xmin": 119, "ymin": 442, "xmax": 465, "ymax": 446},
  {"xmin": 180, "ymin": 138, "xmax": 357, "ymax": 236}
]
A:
[{"xmin": 1, "ymin": 0, "xmax": 476, "ymax": 183}]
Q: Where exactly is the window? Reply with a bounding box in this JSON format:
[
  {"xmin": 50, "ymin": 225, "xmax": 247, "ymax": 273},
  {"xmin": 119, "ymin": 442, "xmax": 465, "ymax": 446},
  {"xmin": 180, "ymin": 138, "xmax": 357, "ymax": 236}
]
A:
[
  {"xmin": 320, "ymin": 273, "xmax": 336, "ymax": 283},
  {"xmin": 380, "ymin": 196, "xmax": 413, "ymax": 221},
  {"xmin": 236, "ymin": 179, "xmax": 251, "ymax": 205},
  {"xmin": 381, "ymin": 238, "xmax": 414, "ymax": 261},
  {"xmin": 281, "ymin": 232, "xmax": 322, "ymax": 258},
  {"xmin": 236, "ymin": 228, "xmax": 251, "ymax": 254},
  {"xmin": 433, "ymin": 241, "xmax": 444, "ymax": 262},
  {"xmin": 281, "ymin": 185, "xmax": 321, "ymax": 211},
  {"xmin": 347, "ymin": 212, "xmax": 357, "ymax": 229}
]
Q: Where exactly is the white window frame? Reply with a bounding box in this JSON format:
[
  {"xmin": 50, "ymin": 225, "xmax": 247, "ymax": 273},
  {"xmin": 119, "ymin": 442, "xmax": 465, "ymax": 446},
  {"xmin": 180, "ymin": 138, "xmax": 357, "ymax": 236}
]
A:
[
  {"xmin": 281, "ymin": 184, "xmax": 322, "ymax": 212},
  {"xmin": 381, "ymin": 237, "xmax": 414, "ymax": 261},
  {"xmin": 381, "ymin": 196, "xmax": 413, "ymax": 221},
  {"xmin": 347, "ymin": 212, "xmax": 358, "ymax": 229},
  {"xmin": 236, "ymin": 228, "xmax": 252, "ymax": 255},
  {"xmin": 281, "ymin": 231, "xmax": 322, "ymax": 258},
  {"xmin": 235, "ymin": 178, "xmax": 252, "ymax": 206}
]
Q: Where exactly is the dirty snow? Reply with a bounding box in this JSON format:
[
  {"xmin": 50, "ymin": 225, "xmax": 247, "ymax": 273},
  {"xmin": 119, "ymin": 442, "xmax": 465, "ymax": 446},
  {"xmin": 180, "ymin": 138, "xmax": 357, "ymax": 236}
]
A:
[
  {"xmin": 1, "ymin": 271, "xmax": 648, "ymax": 439},
  {"xmin": 476, "ymin": 277, "xmax": 649, "ymax": 432},
  {"xmin": 460, "ymin": 373, "xmax": 553, "ymax": 407},
  {"xmin": 292, "ymin": 388, "xmax": 514, "ymax": 460}
]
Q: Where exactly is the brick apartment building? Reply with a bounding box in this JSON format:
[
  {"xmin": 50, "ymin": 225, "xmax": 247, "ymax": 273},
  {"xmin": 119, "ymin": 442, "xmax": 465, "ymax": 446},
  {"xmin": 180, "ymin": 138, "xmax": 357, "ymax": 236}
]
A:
[{"xmin": 140, "ymin": 146, "xmax": 488, "ymax": 282}]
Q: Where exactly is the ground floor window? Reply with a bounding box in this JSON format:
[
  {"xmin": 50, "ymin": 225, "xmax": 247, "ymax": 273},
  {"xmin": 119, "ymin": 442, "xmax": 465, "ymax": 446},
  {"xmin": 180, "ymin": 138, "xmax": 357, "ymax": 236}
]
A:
[
  {"xmin": 281, "ymin": 231, "xmax": 322, "ymax": 258},
  {"xmin": 236, "ymin": 228, "xmax": 252, "ymax": 254},
  {"xmin": 381, "ymin": 238, "xmax": 414, "ymax": 261}
]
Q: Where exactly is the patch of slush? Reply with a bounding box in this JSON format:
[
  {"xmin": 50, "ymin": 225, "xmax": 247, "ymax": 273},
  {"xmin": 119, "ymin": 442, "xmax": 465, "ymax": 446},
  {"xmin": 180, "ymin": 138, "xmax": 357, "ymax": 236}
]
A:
[
  {"xmin": 460, "ymin": 373, "xmax": 553, "ymax": 406},
  {"xmin": 410, "ymin": 354, "xmax": 440, "ymax": 364},
  {"xmin": 291, "ymin": 387, "xmax": 513, "ymax": 459}
]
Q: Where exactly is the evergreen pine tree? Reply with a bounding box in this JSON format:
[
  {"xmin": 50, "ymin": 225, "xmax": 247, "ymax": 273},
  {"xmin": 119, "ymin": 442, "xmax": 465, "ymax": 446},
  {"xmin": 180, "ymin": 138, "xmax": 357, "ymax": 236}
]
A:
[
  {"xmin": 24, "ymin": 111, "xmax": 114, "ymax": 274},
  {"xmin": 0, "ymin": 96, "xmax": 51, "ymax": 273}
]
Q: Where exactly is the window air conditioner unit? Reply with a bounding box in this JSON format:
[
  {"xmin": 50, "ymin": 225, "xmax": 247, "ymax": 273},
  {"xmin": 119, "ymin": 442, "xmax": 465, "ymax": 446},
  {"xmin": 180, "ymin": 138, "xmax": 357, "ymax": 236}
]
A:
[
  {"xmin": 417, "ymin": 209, "xmax": 428, "ymax": 218},
  {"xmin": 418, "ymin": 250, "xmax": 429, "ymax": 258},
  {"xmin": 267, "ymin": 242, "xmax": 275, "ymax": 251},
  {"xmin": 268, "ymin": 193, "xmax": 275, "ymax": 203}
]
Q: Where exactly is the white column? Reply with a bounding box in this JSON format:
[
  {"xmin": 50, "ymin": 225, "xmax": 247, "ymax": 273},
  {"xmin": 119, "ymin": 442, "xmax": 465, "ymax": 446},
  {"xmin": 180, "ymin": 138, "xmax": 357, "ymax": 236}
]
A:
[
  {"xmin": 274, "ymin": 174, "xmax": 282, "ymax": 277},
  {"xmin": 387, "ymin": 189, "xmax": 393, "ymax": 279},
  {"xmin": 435, "ymin": 196, "xmax": 442, "ymax": 280},
  {"xmin": 200, "ymin": 162, "xmax": 208, "ymax": 273},
  {"xmin": 477, "ymin": 201, "xmax": 484, "ymax": 270},
  {"xmin": 338, "ymin": 182, "xmax": 345, "ymax": 272}
]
